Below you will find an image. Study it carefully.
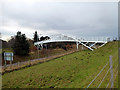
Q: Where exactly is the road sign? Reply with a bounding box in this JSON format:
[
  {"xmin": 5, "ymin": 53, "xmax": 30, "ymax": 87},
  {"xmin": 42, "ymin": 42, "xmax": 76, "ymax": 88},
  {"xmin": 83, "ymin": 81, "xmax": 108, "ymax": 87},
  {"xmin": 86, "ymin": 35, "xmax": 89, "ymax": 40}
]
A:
[{"xmin": 4, "ymin": 52, "xmax": 13, "ymax": 61}]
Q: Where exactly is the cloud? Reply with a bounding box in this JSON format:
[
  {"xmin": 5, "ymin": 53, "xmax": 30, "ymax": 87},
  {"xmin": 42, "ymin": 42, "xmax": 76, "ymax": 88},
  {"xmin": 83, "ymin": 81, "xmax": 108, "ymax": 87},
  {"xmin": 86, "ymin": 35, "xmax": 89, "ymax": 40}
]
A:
[{"xmin": 0, "ymin": 2, "xmax": 118, "ymax": 40}]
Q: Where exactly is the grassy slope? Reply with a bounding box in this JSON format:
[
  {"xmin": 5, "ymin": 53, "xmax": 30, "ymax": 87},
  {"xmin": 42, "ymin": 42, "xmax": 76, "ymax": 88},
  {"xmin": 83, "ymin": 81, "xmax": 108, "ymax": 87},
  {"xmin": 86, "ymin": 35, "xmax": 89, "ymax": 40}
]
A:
[
  {"xmin": 2, "ymin": 48, "xmax": 76, "ymax": 65},
  {"xmin": 2, "ymin": 41, "xmax": 118, "ymax": 88}
]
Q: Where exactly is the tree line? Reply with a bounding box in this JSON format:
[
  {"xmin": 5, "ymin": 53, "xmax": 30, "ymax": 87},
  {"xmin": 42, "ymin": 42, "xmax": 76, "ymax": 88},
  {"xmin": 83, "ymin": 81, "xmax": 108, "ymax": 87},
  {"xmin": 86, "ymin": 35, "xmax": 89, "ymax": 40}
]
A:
[
  {"xmin": 33, "ymin": 31, "xmax": 50, "ymax": 43},
  {"xmin": 2, "ymin": 31, "xmax": 50, "ymax": 56}
]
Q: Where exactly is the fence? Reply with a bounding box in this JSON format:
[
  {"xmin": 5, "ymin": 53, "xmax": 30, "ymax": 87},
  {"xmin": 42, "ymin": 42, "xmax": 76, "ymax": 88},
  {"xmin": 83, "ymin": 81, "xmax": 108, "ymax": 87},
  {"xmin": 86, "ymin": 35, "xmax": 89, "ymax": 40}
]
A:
[{"xmin": 87, "ymin": 55, "xmax": 118, "ymax": 88}]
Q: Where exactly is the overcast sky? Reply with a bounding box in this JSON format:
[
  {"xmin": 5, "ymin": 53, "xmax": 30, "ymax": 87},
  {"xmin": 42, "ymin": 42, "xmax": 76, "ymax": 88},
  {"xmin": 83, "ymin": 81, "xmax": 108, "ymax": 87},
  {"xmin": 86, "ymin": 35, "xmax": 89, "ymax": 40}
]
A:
[{"xmin": 0, "ymin": 1, "xmax": 118, "ymax": 41}]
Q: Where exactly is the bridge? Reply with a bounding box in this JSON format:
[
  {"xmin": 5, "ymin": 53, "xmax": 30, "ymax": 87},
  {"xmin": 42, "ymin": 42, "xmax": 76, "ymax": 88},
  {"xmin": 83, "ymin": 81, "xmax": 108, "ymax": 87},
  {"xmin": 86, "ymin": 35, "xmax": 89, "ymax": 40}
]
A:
[{"xmin": 34, "ymin": 34, "xmax": 109, "ymax": 51}]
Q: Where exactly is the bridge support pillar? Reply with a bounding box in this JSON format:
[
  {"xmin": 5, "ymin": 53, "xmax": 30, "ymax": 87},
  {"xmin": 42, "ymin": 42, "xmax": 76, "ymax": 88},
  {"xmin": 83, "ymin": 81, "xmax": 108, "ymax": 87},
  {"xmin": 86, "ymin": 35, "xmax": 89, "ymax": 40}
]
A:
[
  {"xmin": 76, "ymin": 42, "xmax": 79, "ymax": 51},
  {"xmin": 41, "ymin": 44, "xmax": 43, "ymax": 49},
  {"xmin": 82, "ymin": 44, "xmax": 84, "ymax": 50},
  {"xmin": 37, "ymin": 45, "xmax": 39, "ymax": 50}
]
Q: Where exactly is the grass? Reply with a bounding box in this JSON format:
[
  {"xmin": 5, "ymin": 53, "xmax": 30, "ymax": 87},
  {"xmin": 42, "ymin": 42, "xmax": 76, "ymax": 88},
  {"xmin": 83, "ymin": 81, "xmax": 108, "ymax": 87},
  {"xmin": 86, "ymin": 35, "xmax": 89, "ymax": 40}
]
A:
[
  {"xmin": 2, "ymin": 41, "xmax": 118, "ymax": 88},
  {"xmin": 2, "ymin": 48, "xmax": 13, "ymax": 52},
  {"xmin": 2, "ymin": 47, "xmax": 77, "ymax": 65}
]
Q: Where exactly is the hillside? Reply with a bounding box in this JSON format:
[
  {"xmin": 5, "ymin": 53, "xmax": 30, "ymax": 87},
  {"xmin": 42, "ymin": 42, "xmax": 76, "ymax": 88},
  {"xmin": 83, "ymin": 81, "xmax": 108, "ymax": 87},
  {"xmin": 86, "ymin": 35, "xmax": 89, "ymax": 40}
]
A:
[{"xmin": 2, "ymin": 41, "xmax": 118, "ymax": 88}]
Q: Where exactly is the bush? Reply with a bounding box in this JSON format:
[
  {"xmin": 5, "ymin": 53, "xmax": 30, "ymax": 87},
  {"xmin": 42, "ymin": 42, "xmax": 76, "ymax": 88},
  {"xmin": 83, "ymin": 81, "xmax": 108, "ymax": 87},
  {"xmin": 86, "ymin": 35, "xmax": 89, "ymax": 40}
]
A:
[{"xmin": 30, "ymin": 45, "xmax": 38, "ymax": 52}]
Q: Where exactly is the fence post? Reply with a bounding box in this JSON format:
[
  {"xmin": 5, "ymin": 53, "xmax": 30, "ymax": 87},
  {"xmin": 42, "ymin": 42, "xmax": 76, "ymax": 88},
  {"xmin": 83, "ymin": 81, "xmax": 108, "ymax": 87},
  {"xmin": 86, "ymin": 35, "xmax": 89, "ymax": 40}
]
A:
[{"xmin": 109, "ymin": 56, "xmax": 114, "ymax": 88}]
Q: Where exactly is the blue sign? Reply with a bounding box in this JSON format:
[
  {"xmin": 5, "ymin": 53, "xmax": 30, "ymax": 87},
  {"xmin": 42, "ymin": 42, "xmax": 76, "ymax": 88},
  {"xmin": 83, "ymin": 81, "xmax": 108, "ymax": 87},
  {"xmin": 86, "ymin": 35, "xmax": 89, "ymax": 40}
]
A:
[{"xmin": 4, "ymin": 52, "xmax": 13, "ymax": 61}]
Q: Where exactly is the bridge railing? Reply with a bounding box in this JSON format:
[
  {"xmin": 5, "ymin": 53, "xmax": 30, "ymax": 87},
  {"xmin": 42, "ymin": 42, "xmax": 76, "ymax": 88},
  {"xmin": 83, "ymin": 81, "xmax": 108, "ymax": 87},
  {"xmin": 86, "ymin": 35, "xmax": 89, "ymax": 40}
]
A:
[{"xmin": 79, "ymin": 37, "xmax": 109, "ymax": 42}]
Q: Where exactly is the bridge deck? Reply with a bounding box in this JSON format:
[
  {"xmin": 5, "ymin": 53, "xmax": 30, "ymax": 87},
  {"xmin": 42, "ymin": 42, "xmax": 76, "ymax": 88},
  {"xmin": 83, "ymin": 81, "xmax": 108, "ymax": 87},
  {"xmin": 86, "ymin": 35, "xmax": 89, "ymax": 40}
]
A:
[
  {"xmin": 34, "ymin": 40, "xmax": 77, "ymax": 45},
  {"xmin": 34, "ymin": 39, "xmax": 108, "ymax": 51},
  {"xmin": 34, "ymin": 39, "xmax": 107, "ymax": 45}
]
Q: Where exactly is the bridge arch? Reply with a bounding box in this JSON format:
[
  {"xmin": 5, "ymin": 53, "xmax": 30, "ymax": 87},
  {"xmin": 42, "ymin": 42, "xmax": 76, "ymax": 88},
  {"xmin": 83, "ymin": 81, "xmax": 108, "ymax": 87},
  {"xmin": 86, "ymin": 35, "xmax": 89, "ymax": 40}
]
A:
[{"xmin": 34, "ymin": 34, "xmax": 108, "ymax": 51}]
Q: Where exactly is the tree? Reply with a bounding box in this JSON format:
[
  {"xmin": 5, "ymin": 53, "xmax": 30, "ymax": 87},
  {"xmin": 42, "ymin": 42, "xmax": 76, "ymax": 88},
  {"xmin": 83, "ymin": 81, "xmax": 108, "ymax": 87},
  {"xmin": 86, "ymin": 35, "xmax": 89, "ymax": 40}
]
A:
[
  {"xmin": 33, "ymin": 31, "xmax": 39, "ymax": 43},
  {"xmin": 7, "ymin": 36, "xmax": 15, "ymax": 48},
  {"xmin": 40, "ymin": 36, "xmax": 50, "ymax": 41},
  {"xmin": 13, "ymin": 31, "xmax": 30, "ymax": 56}
]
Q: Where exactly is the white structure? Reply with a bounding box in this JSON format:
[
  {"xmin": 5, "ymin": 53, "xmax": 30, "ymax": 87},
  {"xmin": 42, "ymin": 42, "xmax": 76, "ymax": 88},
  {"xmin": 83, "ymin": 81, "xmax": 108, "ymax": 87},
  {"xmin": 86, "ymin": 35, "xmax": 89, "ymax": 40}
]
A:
[{"xmin": 34, "ymin": 34, "xmax": 108, "ymax": 51}]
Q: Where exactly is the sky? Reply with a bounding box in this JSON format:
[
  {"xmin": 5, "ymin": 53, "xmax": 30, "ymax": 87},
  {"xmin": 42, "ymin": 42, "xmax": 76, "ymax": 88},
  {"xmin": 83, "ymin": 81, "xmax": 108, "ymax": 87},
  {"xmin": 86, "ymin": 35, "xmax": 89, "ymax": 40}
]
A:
[{"xmin": 0, "ymin": 1, "xmax": 118, "ymax": 41}]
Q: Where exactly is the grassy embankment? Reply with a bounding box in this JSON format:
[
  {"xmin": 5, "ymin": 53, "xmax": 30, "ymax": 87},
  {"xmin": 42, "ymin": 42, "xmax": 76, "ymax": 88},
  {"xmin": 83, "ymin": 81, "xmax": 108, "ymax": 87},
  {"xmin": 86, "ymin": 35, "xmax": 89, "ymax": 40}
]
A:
[
  {"xmin": 2, "ymin": 41, "xmax": 118, "ymax": 88},
  {"xmin": 2, "ymin": 45, "xmax": 77, "ymax": 65}
]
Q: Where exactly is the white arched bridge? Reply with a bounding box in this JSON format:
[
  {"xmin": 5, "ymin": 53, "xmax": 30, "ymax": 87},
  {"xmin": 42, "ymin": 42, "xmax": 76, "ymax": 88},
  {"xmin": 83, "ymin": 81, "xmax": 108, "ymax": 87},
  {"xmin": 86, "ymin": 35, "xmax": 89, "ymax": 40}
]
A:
[{"xmin": 34, "ymin": 34, "xmax": 109, "ymax": 51}]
